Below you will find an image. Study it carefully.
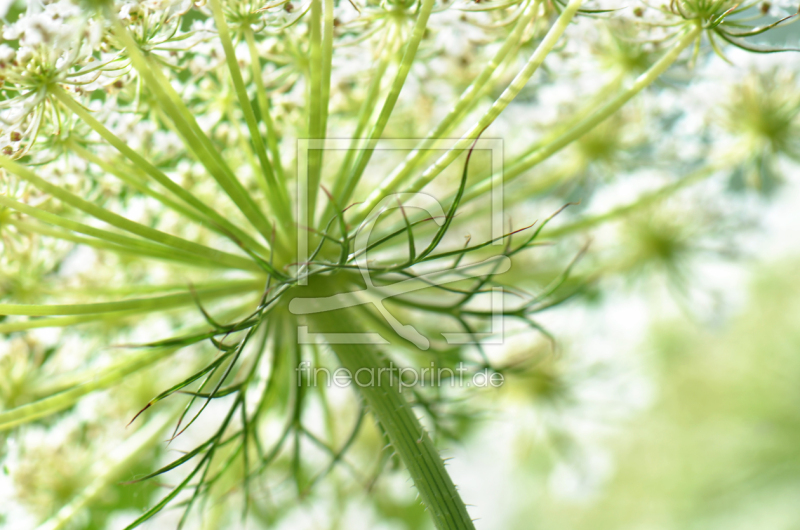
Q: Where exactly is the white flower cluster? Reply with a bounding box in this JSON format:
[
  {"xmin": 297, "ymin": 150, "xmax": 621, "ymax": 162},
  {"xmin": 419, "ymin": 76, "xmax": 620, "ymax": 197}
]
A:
[{"xmin": 0, "ymin": 2, "xmax": 107, "ymax": 151}]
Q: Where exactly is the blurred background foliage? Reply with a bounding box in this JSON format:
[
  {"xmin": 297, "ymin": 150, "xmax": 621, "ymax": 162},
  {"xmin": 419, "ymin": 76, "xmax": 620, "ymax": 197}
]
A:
[{"xmin": 502, "ymin": 259, "xmax": 800, "ymax": 530}]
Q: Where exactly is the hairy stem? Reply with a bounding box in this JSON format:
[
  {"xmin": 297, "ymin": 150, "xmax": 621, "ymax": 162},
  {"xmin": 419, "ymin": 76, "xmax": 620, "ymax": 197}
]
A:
[{"xmin": 297, "ymin": 272, "xmax": 474, "ymax": 530}]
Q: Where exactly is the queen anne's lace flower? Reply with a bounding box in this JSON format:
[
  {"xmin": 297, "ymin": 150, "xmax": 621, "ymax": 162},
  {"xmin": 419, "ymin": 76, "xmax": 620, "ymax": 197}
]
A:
[
  {"xmin": 0, "ymin": 1, "xmax": 109, "ymax": 155},
  {"xmin": 0, "ymin": 0, "xmax": 798, "ymax": 527}
]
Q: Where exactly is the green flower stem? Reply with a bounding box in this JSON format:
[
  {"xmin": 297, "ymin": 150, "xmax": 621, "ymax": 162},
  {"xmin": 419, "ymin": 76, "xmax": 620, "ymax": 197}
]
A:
[
  {"xmin": 321, "ymin": 0, "xmax": 335, "ymax": 140},
  {"xmin": 542, "ymin": 164, "xmax": 718, "ymax": 238},
  {"xmin": 333, "ymin": 25, "xmax": 397, "ymax": 189},
  {"xmin": 357, "ymin": 0, "xmax": 540, "ymax": 214},
  {"xmin": 0, "ymin": 346, "xmax": 178, "ymax": 431},
  {"xmin": 303, "ymin": 0, "xmax": 336, "ymax": 226},
  {"xmin": 0, "ymin": 195, "xmax": 260, "ymax": 272},
  {"xmin": 66, "ymin": 139, "xmax": 214, "ymax": 230},
  {"xmin": 52, "ymin": 86, "xmax": 271, "ymax": 258},
  {"xmin": 0, "ymin": 296, "xmax": 254, "ymax": 430},
  {"xmin": 3, "ymin": 218, "xmax": 254, "ymax": 271},
  {"xmin": 35, "ymin": 411, "xmax": 177, "ymax": 530},
  {"xmin": 332, "ymin": 0, "xmax": 437, "ymax": 213},
  {"xmin": 463, "ymin": 23, "xmax": 704, "ymax": 201},
  {"xmin": 502, "ymin": 72, "xmax": 626, "ymax": 175},
  {"xmin": 105, "ymin": 12, "xmax": 277, "ymax": 246},
  {"xmin": 36, "ymin": 279, "xmax": 260, "ymax": 298},
  {"xmin": 313, "ymin": 310, "xmax": 474, "ymax": 530},
  {"xmin": 306, "ymin": 0, "xmax": 325, "ymax": 224},
  {"xmin": 392, "ymin": 0, "xmax": 583, "ymax": 202},
  {"xmin": 243, "ymin": 26, "xmax": 285, "ymax": 182},
  {"xmin": 440, "ymin": 163, "xmax": 719, "ymax": 252},
  {"xmin": 298, "ymin": 271, "xmax": 474, "ymax": 530},
  {"xmin": 31, "ymin": 304, "xmax": 253, "ymax": 399},
  {"xmin": 208, "ymin": 0, "xmax": 293, "ymax": 232},
  {"xmin": 0, "ymin": 310, "xmax": 149, "ymax": 334},
  {"xmin": 506, "ymin": 165, "xmax": 575, "ymax": 203},
  {"xmin": 227, "ymin": 98, "xmax": 272, "ymax": 200},
  {"xmin": 0, "ymin": 278, "xmax": 261, "ymax": 316},
  {"xmin": 0, "ymin": 293, "xmax": 256, "ymax": 333},
  {"xmin": 400, "ymin": 73, "xmax": 626, "ymax": 216},
  {"xmin": 0, "ymin": 157, "xmax": 261, "ymax": 272}
]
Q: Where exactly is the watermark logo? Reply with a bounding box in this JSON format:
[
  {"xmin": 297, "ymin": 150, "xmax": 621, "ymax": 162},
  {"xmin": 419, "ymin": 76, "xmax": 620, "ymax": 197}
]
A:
[
  {"xmin": 291, "ymin": 139, "xmax": 506, "ymax": 349},
  {"xmin": 296, "ymin": 361, "xmax": 505, "ymax": 392}
]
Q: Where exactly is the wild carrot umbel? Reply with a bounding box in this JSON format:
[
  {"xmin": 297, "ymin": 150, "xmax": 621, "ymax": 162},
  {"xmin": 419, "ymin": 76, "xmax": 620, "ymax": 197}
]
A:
[{"xmin": 0, "ymin": 0, "xmax": 798, "ymax": 528}]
